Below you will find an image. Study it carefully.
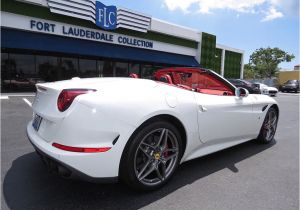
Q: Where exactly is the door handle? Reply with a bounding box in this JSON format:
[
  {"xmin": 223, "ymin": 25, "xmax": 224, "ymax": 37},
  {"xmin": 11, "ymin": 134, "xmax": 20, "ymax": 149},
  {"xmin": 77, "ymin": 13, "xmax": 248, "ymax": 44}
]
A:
[{"xmin": 199, "ymin": 105, "xmax": 208, "ymax": 112}]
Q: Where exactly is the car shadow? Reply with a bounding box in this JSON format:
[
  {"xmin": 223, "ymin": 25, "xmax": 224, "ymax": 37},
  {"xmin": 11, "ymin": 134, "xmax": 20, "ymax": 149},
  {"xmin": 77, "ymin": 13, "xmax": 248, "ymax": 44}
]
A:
[{"xmin": 3, "ymin": 140, "xmax": 276, "ymax": 210}]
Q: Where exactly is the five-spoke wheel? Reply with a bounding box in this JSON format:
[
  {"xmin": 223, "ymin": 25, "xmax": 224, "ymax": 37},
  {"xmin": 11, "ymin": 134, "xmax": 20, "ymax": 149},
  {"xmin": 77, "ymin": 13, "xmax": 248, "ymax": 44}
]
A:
[
  {"xmin": 120, "ymin": 121, "xmax": 182, "ymax": 191},
  {"xmin": 257, "ymin": 107, "xmax": 278, "ymax": 143},
  {"xmin": 134, "ymin": 128, "xmax": 179, "ymax": 186}
]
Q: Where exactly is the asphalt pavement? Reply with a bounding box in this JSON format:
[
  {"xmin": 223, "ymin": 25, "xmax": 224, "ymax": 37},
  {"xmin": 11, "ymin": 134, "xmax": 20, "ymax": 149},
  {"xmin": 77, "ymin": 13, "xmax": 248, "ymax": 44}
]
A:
[{"xmin": 1, "ymin": 93, "xmax": 299, "ymax": 210}]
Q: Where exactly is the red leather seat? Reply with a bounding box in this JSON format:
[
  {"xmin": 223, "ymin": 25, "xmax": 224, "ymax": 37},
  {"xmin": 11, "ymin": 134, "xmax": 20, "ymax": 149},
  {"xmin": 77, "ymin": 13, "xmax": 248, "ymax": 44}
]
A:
[
  {"xmin": 129, "ymin": 73, "xmax": 139, "ymax": 78},
  {"xmin": 159, "ymin": 74, "xmax": 173, "ymax": 84}
]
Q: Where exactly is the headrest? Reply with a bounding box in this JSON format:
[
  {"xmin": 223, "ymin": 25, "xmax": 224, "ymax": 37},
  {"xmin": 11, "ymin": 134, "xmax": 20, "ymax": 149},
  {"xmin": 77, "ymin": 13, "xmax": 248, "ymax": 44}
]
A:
[{"xmin": 129, "ymin": 73, "xmax": 139, "ymax": 78}]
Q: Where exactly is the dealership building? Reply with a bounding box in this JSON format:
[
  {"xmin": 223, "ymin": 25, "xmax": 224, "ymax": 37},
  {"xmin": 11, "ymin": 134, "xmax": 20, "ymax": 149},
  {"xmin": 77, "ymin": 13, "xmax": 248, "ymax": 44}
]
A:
[{"xmin": 1, "ymin": 0, "xmax": 244, "ymax": 92}]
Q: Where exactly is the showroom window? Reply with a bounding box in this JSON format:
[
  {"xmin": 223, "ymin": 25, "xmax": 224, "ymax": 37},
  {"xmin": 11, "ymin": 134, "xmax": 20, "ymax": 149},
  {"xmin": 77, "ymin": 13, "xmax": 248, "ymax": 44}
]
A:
[
  {"xmin": 36, "ymin": 55, "xmax": 59, "ymax": 82},
  {"xmin": 0, "ymin": 51, "xmax": 177, "ymax": 92},
  {"xmin": 102, "ymin": 61, "xmax": 114, "ymax": 77},
  {"xmin": 1, "ymin": 53, "xmax": 10, "ymax": 92},
  {"xmin": 8, "ymin": 53, "xmax": 37, "ymax": 92},
  {"xmin": 61, "ymin": 57, "xmax": 78, "ymax": 80},
  {"xmin": 97, "ymin": 60, "xmax": 104, "ymax": 77},
  {"xmin": 129, "ymin": 63, "xmax": 140, "ymax": 76},
  {"xmin": 141, "ymin": 64, "xmax": 153, "ymax": 79},
  {"xmin": 115, "ymin": 62, "xmax": 129, "ymax": 77},
  {"xmin": 153, "ymin": 65, "xmax": 166, "ymax": 72},
  {"xmin": 79, "ymin": 59, "xmax": 98, "ymax": 78}
]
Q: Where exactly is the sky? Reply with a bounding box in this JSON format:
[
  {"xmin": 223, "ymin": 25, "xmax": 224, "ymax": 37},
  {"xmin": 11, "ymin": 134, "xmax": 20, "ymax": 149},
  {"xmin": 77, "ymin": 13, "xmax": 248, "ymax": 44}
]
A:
[{"xmin": 101, "ymin": 0, "xmax": 299, "ymax": 69}]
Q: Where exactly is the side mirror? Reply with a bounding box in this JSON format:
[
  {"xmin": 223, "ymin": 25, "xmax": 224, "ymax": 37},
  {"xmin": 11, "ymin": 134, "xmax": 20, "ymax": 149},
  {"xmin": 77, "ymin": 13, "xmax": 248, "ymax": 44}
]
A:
[{"xmin": 235, "ymin": 87, "xmax": 249, "ymax": 97}]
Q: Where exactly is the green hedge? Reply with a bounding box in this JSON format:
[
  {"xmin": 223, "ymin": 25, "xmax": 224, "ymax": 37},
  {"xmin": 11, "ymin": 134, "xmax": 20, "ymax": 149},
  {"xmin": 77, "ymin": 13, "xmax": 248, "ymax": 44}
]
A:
[
  {"xmin": 200, "ymin": 32, "xmax": 216, "ymax": 70},
  {"xmin": 224, "ymin": 51, "xmax": 242, "ymax": 78},
  {"xmin": 214, "ymin": 48, "xmax": 222, "ymax": 74}
]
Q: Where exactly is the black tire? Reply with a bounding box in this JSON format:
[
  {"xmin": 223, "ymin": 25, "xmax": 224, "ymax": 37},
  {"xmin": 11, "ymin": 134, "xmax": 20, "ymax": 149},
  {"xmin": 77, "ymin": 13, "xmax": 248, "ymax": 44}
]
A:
[
  {"xmin": 256, "ymin": 107, "xmax": 278, "ymax": 144},
  {"xmin": 120, "ymin": 121, "xmax": 182, "ymax": 191}
]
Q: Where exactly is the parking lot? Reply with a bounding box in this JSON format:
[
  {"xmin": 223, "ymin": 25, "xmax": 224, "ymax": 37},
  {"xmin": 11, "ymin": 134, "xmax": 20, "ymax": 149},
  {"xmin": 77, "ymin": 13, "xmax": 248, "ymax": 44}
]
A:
[{"xmin": 1, "ymin": 93, "xmax": 299, "ymax": 210}]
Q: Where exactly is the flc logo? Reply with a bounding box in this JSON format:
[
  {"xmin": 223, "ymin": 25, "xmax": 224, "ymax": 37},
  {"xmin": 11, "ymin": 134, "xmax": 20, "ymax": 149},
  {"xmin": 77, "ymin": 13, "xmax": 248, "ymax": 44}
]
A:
[{"xmin": 95, "ymin": 1, "xmax": 117, "ymax": 30}]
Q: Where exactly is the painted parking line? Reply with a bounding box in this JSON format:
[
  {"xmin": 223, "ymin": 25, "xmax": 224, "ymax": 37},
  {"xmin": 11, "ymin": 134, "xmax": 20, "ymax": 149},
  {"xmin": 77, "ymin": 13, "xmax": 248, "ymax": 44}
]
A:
[
  {"xmin": 0, "ymin": 96, "xmax": 9, "ymax": 100},
  {"xmin": 23, "ymin": 98, "xmax": 32, "ymax": 107},
  {"xmin": 2, "ymin": 94, "xmax": 35, "ymax": 97}
]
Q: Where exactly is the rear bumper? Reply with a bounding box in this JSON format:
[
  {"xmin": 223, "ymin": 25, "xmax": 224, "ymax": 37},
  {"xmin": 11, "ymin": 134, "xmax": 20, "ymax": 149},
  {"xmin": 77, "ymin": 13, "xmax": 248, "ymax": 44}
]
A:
[
  {"xmin": 281, "ymin": 87, "xmax": 298, "ymax": 92},
  {"xmin": 26, "ymin": 122, "xmax": 118, "ymax": 183}
]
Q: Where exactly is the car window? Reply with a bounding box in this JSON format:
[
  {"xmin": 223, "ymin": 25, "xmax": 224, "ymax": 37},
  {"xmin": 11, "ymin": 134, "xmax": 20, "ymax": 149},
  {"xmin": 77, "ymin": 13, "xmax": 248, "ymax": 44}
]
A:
[
  {"xmin": 261, "ymin": 84, "xmax": 267, "ymax": 88},
  {"xmin": 254, "ymin": 83, "xmax": 261, "ymax": 88},
  {"xmin": 241, "ymin": 80, "xmax": 252, "ymax": 85}
]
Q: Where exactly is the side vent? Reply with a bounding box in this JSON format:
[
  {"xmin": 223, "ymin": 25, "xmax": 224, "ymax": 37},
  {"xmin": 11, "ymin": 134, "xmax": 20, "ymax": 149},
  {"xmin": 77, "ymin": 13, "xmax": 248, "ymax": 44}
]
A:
[
  {"xmin": 112, "ymin": 135, "xmax": 120, "ymax": 145},
  {"xmin": 262, "ymin": 105, "xmax": 268, "ymax": 112}
]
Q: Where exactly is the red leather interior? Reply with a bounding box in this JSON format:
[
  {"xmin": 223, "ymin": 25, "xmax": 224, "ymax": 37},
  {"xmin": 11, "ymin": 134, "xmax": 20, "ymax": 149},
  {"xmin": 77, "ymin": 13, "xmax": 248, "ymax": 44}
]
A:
[
  {"xmin": 129, "ymin": 73, "xmax": 139, "ymax": 78},
  {"xmin": 196, "ymin": 88, "xmax": 233, "ymax": 96},
  {"xmin": 177, "ymin": 84, "xmax": 193, "ymax": 91},
  {"xmin": 154, "ymin": 67, "xmax": 235, "ymax": 95},
  {"xmin": 159, "ymin": 74, "xmax": 173, "ymax": 84}
]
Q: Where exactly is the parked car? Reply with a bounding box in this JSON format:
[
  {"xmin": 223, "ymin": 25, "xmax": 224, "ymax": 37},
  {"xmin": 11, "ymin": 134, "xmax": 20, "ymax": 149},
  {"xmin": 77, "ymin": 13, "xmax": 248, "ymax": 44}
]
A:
[
  {"xmin": 263, "ymin": 78, "xmax": 280, "ymax": 89},
  {"xmin": 279, "ymin": 80, "xmax": 300, "ymax": 92},
  {"xmin": 255, "ymin": 83, "xmax": 278, "ymax": 97},
  {"xmin": 228, "ymin": 79, "xmax": 261, "ymax": 94},
  {"xmin": 27, "ymin": 67, "xmax": 279, "ymax": 191},
  {"xmin": 248, "ymin": 78, "xmax": 280, "ymax": 89}
]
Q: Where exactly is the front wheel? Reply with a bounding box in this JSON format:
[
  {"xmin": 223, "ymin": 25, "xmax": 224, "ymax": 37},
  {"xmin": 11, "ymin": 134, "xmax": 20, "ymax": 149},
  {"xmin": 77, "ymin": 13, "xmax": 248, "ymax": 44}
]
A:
[
  {"xmin": 120, "ymin": 121, "xmax": 182, "ymax": 191},
  {"xmin": 256, "ymin": 107, "xmax": 278, "ymax": 144}
]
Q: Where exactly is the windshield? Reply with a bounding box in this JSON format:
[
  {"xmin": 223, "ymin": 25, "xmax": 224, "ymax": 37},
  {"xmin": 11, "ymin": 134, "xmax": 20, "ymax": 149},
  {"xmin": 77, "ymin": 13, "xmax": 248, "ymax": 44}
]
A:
[
  {"xmin": 154, "ymin": 68, "xmax": 235, "ymax": 95},
  {"xmin": 284, "ymin": 80, "xmax": 297, "ymax": 84}
]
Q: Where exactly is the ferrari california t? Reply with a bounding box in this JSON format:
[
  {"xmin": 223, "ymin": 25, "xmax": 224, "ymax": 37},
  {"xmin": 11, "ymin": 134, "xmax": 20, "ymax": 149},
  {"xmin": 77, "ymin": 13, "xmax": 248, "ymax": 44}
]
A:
[{"xmin": 27, "ymin": 67, "xmax": 279, "ymax": 191}]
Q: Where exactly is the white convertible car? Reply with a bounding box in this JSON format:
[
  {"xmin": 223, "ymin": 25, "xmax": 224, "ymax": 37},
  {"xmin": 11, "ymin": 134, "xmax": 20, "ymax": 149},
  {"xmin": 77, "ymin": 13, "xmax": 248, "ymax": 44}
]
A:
[
  {"xmin": 255, "ymin": 83, "xmax": 278, "ymax": 97},
  {"xmin": 27, "ymin": 67, "xmax": 279, "ymax": 190}
]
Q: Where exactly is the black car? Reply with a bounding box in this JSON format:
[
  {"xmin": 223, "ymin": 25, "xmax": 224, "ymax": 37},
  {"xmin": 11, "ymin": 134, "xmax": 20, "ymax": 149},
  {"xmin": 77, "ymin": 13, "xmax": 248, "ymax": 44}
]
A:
[
  {"xmin": 228, "ymin": 79, "xmax": 261, "ymax": 94},
  {"xmin": 279, "ymin": 80, "xmax": 300, "ymax": 92}
]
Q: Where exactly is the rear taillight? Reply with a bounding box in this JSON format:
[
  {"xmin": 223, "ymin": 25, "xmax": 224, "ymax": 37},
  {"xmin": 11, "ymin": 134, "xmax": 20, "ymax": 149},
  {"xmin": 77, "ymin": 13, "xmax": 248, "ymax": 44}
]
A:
[{"xmin": 57, "ymin": 89, "xmax": 96, "ymax": 112}]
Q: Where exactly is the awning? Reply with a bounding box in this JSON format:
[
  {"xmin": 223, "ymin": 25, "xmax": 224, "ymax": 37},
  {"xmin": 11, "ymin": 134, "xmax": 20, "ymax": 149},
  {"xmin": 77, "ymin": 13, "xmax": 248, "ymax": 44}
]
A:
[{"xmin": 1, "ymin": 28, "xmax": 199, "ymax": 66}]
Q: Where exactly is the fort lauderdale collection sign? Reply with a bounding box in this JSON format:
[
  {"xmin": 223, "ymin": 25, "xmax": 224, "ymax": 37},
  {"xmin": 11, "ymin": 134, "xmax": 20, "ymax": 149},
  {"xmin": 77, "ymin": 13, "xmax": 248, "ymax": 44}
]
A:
[
  {"xmin": 28, "ymin": 1, "xmax": 154, "ymax": 48},
  {"xmin": 29, "ymin": 19, "xmax": 154, "ymax": 49},
  {"xmin": 2, "ymin": 9, "xmax": 196, "ymax": 56},
  {"xmin": 28, "ymin": 0, "xmax": 153, "ymax": 48}
]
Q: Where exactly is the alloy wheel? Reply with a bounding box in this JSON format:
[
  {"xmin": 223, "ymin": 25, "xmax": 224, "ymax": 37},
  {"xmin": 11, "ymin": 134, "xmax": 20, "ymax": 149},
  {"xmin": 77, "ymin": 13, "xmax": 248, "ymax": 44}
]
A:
[
  {"xmin": 134, "ymin": 128, "xmax": 179, "ymax": 186},
  {"xmin": 262, "ymin": 109, "xmax": 278, "ymax": 141}
]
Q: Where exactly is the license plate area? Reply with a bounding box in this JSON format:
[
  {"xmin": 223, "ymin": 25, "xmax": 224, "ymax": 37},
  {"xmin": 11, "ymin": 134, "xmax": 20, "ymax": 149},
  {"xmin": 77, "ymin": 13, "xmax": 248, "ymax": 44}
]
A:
[{"xmin": 32, "ymin": 114, "xmax": 43, "ymax": 131}]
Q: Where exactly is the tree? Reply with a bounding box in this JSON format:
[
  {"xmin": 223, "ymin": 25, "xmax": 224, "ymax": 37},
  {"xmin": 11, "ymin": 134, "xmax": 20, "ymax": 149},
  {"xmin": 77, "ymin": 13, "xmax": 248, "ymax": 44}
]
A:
[
  {"xmin": 249, "ymin": 47, "xmax": 295, "ymax": 78},
  {"xmin": 243, "ymin": 64, "xmax": 257, "ymax": 79}
]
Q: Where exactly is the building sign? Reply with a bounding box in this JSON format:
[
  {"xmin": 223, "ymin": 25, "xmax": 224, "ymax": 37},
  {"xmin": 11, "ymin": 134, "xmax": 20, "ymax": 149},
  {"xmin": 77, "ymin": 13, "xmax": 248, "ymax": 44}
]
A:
[
  {"xmin": 95, "ymin": 1, "xmax": 117, "ymax": 30},
  {"xmin": 29, "ymin": 19, "xmax": 153, "ymax": 49},
  {"xmin": 2, "ymin": 12, "xmax": 197, "ymax": 56},
  {"xmin": 46, "ymin": 0, "xmax": 151, "ymax": 33}
]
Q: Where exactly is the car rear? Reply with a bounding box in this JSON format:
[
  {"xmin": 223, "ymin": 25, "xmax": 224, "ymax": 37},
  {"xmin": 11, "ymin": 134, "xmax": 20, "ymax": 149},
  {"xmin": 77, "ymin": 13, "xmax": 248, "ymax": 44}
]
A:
[
  {"xmin": 27, "ymin": 78, "xmax": 142, "ymax": 181},
  {"xmin": 280, "ymin": 80, "xmax": 299, "ymax": 92}
]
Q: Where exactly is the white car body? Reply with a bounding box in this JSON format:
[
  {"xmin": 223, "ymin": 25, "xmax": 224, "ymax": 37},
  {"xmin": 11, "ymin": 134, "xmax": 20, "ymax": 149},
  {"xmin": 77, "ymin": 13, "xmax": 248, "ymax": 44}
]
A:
[
  {"xmin": 27, "ymin": 76, "xmax": 278, "ymax": 182},
  {"xmin": 256, "ymin": 83, "xmax": 278, "ymax": 96}
]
